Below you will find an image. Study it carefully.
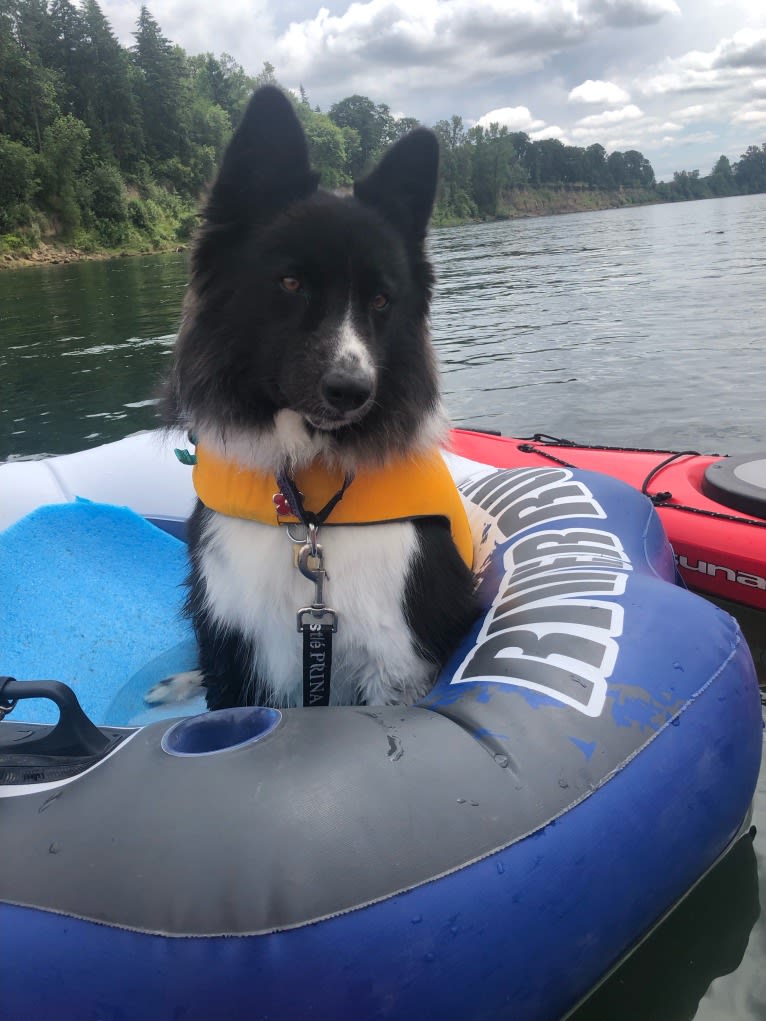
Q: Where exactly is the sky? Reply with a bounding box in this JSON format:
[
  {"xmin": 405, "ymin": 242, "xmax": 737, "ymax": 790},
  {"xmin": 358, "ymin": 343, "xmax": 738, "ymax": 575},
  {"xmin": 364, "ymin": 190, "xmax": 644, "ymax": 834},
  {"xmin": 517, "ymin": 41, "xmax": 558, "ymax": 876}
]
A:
[{"xmin": 99, "ymin": 0, "xmax": 766, "ymax": 181}]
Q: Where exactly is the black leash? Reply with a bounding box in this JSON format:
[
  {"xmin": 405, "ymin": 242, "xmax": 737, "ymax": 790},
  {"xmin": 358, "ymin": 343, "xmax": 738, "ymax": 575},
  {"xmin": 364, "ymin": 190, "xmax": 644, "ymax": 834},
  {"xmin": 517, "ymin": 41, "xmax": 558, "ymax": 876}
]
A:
[{"xmin": 274, "ymin": 470, "xmax": 355, "ymax": 706}]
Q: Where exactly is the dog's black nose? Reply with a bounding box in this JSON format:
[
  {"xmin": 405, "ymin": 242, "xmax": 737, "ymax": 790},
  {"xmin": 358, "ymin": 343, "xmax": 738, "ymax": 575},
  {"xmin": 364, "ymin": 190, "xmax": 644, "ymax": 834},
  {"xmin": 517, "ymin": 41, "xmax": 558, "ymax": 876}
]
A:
[{"xmin": 320, "ymin": 369, "xmax": 374, "ymax": 414}]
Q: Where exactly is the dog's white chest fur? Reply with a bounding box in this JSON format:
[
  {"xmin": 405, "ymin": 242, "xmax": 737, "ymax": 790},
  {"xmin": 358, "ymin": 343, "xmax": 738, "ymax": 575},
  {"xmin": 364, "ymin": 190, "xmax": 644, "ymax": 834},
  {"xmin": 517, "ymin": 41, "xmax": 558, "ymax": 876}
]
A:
[{"xmin": 200, "ymin": 512, "xmax": 434, "ymax": 706}]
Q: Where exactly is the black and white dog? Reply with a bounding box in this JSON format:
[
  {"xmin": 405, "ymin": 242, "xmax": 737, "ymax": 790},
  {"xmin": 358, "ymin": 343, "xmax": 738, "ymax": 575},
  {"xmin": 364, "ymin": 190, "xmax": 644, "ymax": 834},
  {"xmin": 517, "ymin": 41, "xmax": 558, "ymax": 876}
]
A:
[{"xmin": 151, "ymin": 86, "xmax": 478, "ymax": 710}]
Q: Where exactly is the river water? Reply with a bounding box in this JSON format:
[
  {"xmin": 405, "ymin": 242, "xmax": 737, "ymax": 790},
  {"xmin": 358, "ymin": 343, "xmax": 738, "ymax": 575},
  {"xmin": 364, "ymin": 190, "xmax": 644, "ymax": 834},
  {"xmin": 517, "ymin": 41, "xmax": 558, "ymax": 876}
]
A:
[{"xmin": 1, "ymin": 194, "xmax": 765, "ymax": 1019}]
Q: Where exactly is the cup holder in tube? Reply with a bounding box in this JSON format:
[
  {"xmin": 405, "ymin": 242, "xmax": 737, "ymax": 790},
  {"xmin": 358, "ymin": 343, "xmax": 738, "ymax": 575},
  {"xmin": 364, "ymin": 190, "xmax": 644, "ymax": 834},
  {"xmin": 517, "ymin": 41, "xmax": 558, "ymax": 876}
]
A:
[{"xmin": 161, "ymin": 707, "xmax": 282, "ymax": 757}]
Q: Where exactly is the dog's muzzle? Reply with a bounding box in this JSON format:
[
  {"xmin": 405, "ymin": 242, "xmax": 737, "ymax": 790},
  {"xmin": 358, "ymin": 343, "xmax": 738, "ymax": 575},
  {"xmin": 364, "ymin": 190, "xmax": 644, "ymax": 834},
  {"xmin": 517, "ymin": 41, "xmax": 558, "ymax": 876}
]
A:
[{"xmin": 319, "ymin": 367, "xmax": 374, "ymax": 419}]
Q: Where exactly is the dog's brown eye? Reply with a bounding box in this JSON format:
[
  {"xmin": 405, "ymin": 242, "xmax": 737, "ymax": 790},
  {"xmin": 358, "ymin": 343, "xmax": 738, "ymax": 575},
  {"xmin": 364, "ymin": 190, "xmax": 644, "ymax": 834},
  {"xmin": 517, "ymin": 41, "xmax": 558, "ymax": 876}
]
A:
[
  {"xmin": 371, "ymin": 293, "xmax": 389, "ymax": 312},
  {"xmin": 280, "ymin": 276, "xmax": 302, "ymax": 293}
]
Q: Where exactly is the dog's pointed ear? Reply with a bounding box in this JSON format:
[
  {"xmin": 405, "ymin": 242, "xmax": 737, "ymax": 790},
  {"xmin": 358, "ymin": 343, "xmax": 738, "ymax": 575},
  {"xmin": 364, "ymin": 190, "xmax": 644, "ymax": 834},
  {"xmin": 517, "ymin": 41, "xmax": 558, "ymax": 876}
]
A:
[
  {"xmin": 203, "ymin": 86, "xmax": 319, "ymax": 231},
  {"xmin": 353, "ymin": 128, "xmax": 439, "ymax": 241}
]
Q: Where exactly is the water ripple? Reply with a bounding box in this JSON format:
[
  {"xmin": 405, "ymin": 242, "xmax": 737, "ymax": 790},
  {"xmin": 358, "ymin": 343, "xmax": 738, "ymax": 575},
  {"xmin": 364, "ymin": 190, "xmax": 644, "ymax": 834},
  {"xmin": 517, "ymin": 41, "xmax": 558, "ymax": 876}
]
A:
[{"xmin": 430, "ymin": 194, "xmax": 766, "ymax": 452}]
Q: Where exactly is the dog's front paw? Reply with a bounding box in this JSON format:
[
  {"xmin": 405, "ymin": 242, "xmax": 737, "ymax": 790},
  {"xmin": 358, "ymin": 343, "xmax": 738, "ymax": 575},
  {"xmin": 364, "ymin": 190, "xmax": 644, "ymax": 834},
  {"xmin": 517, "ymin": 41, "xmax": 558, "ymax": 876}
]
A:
[{"xmin": 144, "ymin": 670, "xmax": 205, "ymax": 705}]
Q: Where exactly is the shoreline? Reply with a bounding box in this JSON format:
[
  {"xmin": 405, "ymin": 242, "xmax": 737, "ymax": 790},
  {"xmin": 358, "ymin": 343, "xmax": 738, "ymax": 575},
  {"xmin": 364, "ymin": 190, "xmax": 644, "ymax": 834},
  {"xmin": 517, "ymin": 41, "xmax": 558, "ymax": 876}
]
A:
[
  {"xmin": 432, "ymin": 185, "xmax": 660, "ymax": 228},
  {"xmin": 0, "ymin": 241, "xmax": 188, "ymax": 271},
  {"xmin": 0, "ymin": 187, "xmax": 704, "ymax": 270}
]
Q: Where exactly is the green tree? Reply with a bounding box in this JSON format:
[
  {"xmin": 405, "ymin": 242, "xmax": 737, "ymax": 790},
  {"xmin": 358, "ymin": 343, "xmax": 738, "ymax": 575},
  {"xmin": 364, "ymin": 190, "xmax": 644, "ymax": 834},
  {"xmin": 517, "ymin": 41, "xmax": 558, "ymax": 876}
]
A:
[
  {"xmin": 339, "ymin": 126, "xmax": 361, "ymax": 179},
  {"xmin": 467, "ymin": 124, "xmax": 519, "ymax": 216},
  {"xmin": 562, "ymin": 145, "xmax": 586, "ymax": 184},
  {"xmin": 39, "ymin": 112, "xmax": 90, "ymax": 233},
  {"xmin": 11, "ymin": 0, "xmax": 56, "ymax": 67},
  {"xmin": 131, "ymin": 6, "xmax": 190, "ymax": 165},
  {"xmin": 0, "ymin": 135, "xmax": 38, "ymax": 229},
  {"xmin": 583, "ymin": 143, "xmax": 609, "ymax": 187},
  {"xmin": 433, "ymin": 116, "xmax": 472, "ymax": 220},
  {"xmin": 77, "ymin": 159, "xmax": 132, "ymax": 246},
  {"xmin": 183, "ymin": 97, "xmax": 231, "ymax": 190},
  {"xmin": 41, "ymin": 0, "xmax": 85, "ymax": 115},
  {"xmin": 296, "ymin": 105, "xmax": 349, "ymax": 188},
  {"xmin": 83, "ymin": 162, "xmax": 128, "ymax": 222},
  {"xmin": 0, "ymin": 0, "xmax": 61, "ymax": 150},
  {"xmin": 606, "ymin": 150, "xmax": 625, "ymax": 188},
  {"xmin": 253, "ymin": 61, "xmax": 278, "ymax": 89},
  {"xmin": 708, "ymin": 155, "xmax": 735, "ymax": 196},
  {"xmin": 526, "ymin": 138, "xmax": 567, "ymax": 185},
  {"xmin": 668, "ymin": 169, "xmax": 708, "ymax": 201},
  {"xmin": 437, "ymin": 115, "xmax": 467, "ymax": 150},
  {"xmin": 390, "ymin": 116, "xmax": 420, "ymax": 141},
  {"xmin": 328, "ymin": 95, "xmax": 393, "ymax": 176},
  {"xmin": 78, "ymin": 0, "xmax": 143, "ymax": 167},
  {"xmin": 734, "ymin": 144, "xmax": 766, "ymax": 194},
  {"xmin": 622, "ymin": 150, "xmax": 655, "ymax": 188},
  {"xmin": 188, "ymin": 99, "xmax": 230, "ymax": 157},
  {"xmin": 187, "ymin": 52, "xmax": 254, "ymax": 128}
]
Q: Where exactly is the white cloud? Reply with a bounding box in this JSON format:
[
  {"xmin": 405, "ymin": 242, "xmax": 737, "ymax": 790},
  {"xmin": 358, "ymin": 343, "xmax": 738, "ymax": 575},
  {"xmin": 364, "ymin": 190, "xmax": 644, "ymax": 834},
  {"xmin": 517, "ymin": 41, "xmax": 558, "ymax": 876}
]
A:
[
  {"xmin": 641, "ymin": 69, "xmax": 722, "ymax": 96},
  {"xmin": 266, "ymin": 0, "xmax": 685, "ymax": 102},
  {"xmin": 568, "ymin": 79, "xmax": 631, "ymax": 104},
  {"xmin": 477, "ymin": 106, "xmax": 545, "ymax": 132},
  {"xmin": 639, "ymin": 29, "xmax": 766, "ymax": 98},
  {"xmin": 673, "ymin": 104, "xmax": 709, "ymax": 122},
  {"xmin": 677, "ymin": 131, "xmax": 718, "ymax": 146},
  {"xmin": 713, "ymin": 28, "xmax": 766, "ymax": 69},
  {"xmin": 581, "ymin": 0, "xmax": 680, "ymax": 29},
  {"xmin": 530, "ymin": 124, "xmax": 568, "ymax": 141},
  {"xmin": 598, "ymin": 134, "xmax": 642, "ymax": 149},
  {"xmin": 575, "ymin": 104, "xmax": 645, "ymax": 129},
  {"xmin": 733, "ymin": 103, "xmax": 766, "ymax": 123},
  {"xmin": 273, "ymin": 0, "xmax": 593, "ymax": 92}
]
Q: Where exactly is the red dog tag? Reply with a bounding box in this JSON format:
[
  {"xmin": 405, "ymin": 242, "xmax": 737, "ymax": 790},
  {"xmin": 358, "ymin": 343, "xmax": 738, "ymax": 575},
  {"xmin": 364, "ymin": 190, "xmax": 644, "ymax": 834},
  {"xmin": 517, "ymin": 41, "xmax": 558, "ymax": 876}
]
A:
[{"xmin": 272, "ymin": 492, "xmax": 293, "ymax": 518}]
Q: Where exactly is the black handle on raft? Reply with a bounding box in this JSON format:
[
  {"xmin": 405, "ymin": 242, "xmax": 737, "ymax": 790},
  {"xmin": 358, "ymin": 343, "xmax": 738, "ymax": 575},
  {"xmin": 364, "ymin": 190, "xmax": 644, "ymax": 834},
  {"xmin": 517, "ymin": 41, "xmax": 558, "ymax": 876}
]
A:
[{"xmin": 0, "ymin": 677, "xmax": 110, "ymax": 757}]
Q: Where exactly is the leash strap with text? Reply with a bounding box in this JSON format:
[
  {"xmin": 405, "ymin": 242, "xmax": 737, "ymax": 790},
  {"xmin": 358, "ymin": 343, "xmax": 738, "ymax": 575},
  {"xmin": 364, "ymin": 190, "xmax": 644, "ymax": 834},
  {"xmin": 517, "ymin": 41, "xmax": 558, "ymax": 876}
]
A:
[
  {"xmin": 301, "ymin": 618, "xmax": 334, "ymax": 706},
  {"xmin": 277, "ymin": 474, "xmax": 354, "ymax": 708}
]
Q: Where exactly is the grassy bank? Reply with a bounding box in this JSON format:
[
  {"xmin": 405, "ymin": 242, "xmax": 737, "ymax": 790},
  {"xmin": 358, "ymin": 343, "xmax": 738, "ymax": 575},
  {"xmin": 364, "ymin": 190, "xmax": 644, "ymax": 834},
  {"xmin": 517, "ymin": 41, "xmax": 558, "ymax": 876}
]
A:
[
  {"xmin": 501, "ymin": 184, "xmax": 658, "ymax": 218},
  {"xmin": 1, "ymin": 185, "xmax": 663, "ymax": 269},
  {"xmin": 0, "ymin": 177, "xmax": 198, "ymax": 270},
  {"xmin": 0, "ymin": 236, "xmax": 187, "ymax": 269},
  {"xmin": 432, "ymin": 185, "xmax": 659, "ymax": 227}
]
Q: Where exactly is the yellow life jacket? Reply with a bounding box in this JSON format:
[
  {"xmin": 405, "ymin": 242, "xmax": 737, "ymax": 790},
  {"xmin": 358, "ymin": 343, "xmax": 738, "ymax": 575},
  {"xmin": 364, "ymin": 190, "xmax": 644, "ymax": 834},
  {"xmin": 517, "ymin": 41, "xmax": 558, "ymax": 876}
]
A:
[{"xmin": 192, "ymin": 442, "xmax": 474, "ymax": 570}]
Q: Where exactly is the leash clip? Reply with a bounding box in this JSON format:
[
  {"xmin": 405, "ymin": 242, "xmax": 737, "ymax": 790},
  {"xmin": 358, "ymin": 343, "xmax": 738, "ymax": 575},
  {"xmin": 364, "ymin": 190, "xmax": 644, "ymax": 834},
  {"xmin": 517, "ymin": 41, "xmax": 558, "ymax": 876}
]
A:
[{"xmin": 295, "ymin": 538, "xmax": 336, "ymax": 629}]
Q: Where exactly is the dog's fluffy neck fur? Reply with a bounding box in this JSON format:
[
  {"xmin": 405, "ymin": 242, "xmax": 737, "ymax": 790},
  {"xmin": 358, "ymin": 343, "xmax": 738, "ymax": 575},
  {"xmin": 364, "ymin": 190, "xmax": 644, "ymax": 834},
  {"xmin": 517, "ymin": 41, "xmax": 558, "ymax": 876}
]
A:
[{"xmin": 195, "ymin": 405, "xmax": 450, "ymax": 475}]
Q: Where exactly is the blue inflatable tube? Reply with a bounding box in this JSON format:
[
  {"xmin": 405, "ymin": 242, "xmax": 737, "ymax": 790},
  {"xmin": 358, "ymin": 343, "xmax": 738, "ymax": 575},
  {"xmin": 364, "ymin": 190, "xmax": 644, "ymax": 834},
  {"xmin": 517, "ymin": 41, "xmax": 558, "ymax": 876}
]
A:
[{"xmin": 0, "ymin": 458, "xmax": 762, "ymax": 1021}]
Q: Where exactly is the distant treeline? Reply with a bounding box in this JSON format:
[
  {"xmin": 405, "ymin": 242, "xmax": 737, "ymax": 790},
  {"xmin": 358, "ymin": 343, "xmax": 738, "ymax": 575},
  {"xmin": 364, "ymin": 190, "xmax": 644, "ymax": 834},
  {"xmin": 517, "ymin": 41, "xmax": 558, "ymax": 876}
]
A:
[{"xmin": 2, "ymin": 0, "xmax": 766, "ymax": 258}]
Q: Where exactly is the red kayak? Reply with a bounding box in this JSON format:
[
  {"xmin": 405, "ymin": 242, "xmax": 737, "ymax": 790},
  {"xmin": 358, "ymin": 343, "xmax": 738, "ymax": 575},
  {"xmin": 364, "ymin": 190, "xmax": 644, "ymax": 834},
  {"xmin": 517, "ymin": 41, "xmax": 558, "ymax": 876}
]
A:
[{"xmin": 450, "ymin": 430, "xmax": 766, "ymax": 616}]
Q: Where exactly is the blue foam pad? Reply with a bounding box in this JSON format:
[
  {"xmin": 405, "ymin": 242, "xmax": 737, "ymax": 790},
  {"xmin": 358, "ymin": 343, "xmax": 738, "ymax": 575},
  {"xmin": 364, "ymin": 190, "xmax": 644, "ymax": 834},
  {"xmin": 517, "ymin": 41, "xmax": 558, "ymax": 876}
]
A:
[{"xmin": 0, "ymin": 501, "xmax": 204, "ymax": 726}]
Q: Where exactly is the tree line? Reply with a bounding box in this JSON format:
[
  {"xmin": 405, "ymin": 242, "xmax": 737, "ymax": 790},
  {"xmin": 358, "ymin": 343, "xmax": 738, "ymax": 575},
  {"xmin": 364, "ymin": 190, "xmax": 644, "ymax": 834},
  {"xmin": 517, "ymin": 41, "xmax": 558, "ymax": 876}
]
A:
[
  {"xmin": 1, "ymin": 0, "xmax": 766, "ymax": 257},
  {"xmin": 656, "ymin": 150, "xmax": 766, "ymax": 202}
]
